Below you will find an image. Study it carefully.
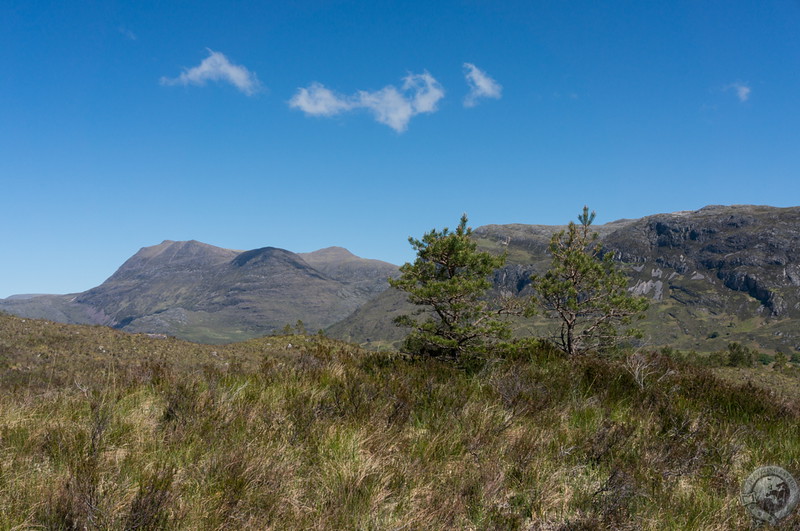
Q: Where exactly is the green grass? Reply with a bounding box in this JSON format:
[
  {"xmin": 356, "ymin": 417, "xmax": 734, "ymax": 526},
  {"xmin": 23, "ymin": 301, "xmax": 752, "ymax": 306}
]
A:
[{"xmin": 1, "ymin": 312, "xmax": 800, "ymax": 529}]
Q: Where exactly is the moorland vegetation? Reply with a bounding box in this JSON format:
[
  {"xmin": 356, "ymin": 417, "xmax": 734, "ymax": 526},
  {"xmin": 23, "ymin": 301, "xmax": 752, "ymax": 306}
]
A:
[
  {"xmin": 1, "ymin": 313, "xmax": 800, "ymax": 528},
  {"xmin": 1, "ymin": 208, "xmax": 800, "ymax": 528}
]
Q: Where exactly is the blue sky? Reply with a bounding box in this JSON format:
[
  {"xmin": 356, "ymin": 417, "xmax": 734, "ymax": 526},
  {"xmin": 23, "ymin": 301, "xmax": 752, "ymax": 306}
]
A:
[{"xmin": 2, "ymin": 0, "xmax": 799, "ymax": 297}]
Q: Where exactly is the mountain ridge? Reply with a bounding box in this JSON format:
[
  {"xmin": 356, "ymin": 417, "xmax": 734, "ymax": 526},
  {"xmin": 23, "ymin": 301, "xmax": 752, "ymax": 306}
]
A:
[
  {"xmin": 1, "ymin": 241, "xmax": 398, "ymax": 343},
  {"xmin": 2, "ymin": 204, "xmax": 798, "ymax": 350}
]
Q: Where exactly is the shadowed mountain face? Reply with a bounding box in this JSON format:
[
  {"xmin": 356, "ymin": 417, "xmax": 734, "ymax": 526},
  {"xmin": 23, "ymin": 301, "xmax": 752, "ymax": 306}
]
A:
[
  {"xmin": 0, "ymin": 241, "xmax": 398, "ymax": 343},
  {"xmin": 329, "ymin": 205, "xmax": 800, "ymax": 353},
  {"xmin": 601, "ymin": 206, "xmax": 800, "ymax": 317}
]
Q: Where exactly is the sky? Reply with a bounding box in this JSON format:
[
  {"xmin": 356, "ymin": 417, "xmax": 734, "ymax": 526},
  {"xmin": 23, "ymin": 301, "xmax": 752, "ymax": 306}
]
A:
[{"xmin": 2, "ymin": 0, "xmax": 800, "ymax": 297}]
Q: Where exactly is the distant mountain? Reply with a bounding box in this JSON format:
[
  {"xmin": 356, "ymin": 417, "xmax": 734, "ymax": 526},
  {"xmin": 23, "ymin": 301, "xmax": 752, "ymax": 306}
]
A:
[
  {"xmin": 4, "ymin": 205, "xmax": 799, "ymax": 352},
  {"xmin": 603, "ymin": 205, "xmax": 800, "ymax": 317},
  {"xmin": 298, "ymin": 247, "xmax": 400, "ymax": 297},
  {"xmin": 329, "ymin": 205, "xmax": 800, "ymax": 354},
  {"xmin": 0, "ymin": 240, "xmax": 398, "ymax": 343}
]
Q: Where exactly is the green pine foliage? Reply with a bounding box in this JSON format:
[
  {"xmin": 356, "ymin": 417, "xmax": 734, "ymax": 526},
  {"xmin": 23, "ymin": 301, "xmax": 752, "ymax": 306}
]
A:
[
  {"xmin": 726, "ymin": 342, "xmax": 756, "ymax": 367},
  {"xmin": 530, "ymin": 206, "xmax": 649, "ymax": 356},
  {"xmin": 388, "ymin": 214, "xmax": 510, "ymax": 360}
]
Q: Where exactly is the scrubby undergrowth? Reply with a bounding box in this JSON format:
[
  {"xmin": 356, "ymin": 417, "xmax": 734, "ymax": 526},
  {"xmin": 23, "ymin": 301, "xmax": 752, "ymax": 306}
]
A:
[{"xmin": 1, "ymin": 313, "xmax": 799, "ymax": 529}]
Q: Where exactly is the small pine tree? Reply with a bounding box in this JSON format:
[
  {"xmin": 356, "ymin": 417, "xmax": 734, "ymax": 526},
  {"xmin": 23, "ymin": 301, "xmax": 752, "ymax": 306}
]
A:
[
  {"xmin": 530, "ymin": 206, "xmax": 649, "ymax": 356},
  {"xmin": 726, "ymin": 342, "xmax": 754, "ymax": 367},
  {"xmin": 389, "ymin": 214, "xmax": 510, "ymax": 360}
]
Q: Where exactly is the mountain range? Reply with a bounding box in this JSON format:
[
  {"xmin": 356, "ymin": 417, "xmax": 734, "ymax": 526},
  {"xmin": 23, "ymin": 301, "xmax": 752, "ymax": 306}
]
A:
[
  {"xmin": 0, "ymin": 241, "xmax": 398, "ymax": 343},
  {"xmin": 2, "ymin": 205, "xmax": 799, "ymax": 352}
]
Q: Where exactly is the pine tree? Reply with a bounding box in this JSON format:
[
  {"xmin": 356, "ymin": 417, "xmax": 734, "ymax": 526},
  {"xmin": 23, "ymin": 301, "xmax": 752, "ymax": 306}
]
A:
[
  {"xmin": 389, "ymin": 214, "xmax": 509, "ymax": 360},
  {"xmin": 530, "ymin": 206, "xmax": 648, "ymax": 356}
]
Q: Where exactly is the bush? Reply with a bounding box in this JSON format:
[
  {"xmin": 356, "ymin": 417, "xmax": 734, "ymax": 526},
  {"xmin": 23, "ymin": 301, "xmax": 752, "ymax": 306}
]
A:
[
  {"xmin": 757, "ymin": 352, "xmax": 774, "ymax": 366},
  {"xmin": 726, "ymin": 342, "xmax": 754, "ymax": 368}
]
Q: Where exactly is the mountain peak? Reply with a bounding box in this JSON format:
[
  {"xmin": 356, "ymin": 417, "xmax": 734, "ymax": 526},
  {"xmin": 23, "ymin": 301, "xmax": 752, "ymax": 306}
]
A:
[
  {"xmin": 107, "ymin": 240, "xmax": 238, "ymax": 281},
  {"xmin": 302, "ymin": 246, "xmax": 357, "ymax": 261},
  {"xmin": 230, "ymin": 247, "xmax": 303, "ymax": 268},
  {"xmin": 134, "ymin": 239, "xmax": 229, "ymax": 259}
]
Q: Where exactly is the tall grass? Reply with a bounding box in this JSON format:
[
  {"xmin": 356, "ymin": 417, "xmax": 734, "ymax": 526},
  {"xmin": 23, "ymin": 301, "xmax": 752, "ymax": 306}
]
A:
[{"xmin": 1, "ymin": 313, "xmax": 799, "ymax": 528}]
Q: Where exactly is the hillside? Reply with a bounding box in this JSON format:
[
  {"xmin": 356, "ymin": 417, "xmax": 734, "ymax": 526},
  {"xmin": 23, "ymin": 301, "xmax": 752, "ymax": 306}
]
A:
[
  {"xmin": 0, "ymin": 240, "xmax": 398, "ymax": 343},
  {"xmin": 331, "ymin": 205, "xmax": 800, "ymax": 353},
  {"xmin": 1, "ymin": 312, "xmax": 799, "ymax": 528}
]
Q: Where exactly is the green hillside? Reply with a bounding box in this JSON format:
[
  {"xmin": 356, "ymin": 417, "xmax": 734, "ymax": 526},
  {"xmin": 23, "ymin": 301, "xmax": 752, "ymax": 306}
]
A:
[
  {"xmin": 331, "ymin": 205, "xmax": 800, "ymax": 354},
  {"xmin": 1, "ymin": 312, "xmax": 799, "ymax": 528}
]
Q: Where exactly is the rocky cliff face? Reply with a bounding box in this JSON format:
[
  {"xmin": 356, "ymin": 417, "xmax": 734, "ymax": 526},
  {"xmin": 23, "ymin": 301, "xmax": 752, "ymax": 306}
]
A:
[
  {"xmin": 602, "ymin": 205, "xmax": 800, "ymax": 318},
  {"xmin": 471, "ymin": 206, "xmax": 800, "ymax": 317}
]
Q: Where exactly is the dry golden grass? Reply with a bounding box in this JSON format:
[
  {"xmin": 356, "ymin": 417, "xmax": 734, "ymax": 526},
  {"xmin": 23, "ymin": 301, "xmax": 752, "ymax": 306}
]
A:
[{"xmin": 1, "ymin": 313, "xmax": 800, "ymax": 529}]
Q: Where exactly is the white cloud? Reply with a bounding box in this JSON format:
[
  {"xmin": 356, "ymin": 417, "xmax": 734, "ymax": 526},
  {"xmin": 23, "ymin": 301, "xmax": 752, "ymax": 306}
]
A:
[
  {"xmin": 356, "ymin": 86, "xmax": 414, "ymax": 132},
  {"xmin": 727, "ymin": 82, "xmax": 751, "ymax": 102},
  {"xmin": 463, "ymin": 63, "xmax": 502, "ymax": 107},
  {"xmin": 403, "ymin": 72, "xmax": 446, "ymax": 113},
  {"xmin": 288, "ymin": 83, "xmax": 353, "ymax": 116},
  {"xmin": 357, "ymin": 72, "xmax": 444, "ymax": 132},
  {"xmin": 160, "ymin": 49, "xmax": 261, "ymax": 96},
  {"xmin": 289, "ymin": 71, "xmax": 445, "ymax": 133}
]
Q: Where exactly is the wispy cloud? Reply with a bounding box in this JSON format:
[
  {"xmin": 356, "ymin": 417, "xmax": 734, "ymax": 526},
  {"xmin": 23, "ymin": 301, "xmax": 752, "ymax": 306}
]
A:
[
  {"xmin": 463, "ymin": 63, "xmax": 502, "ymax": 107},
  {"xmin": 404, "ymin": 72, "xmax": 445, "ymax": 113},
  {"xmin": 118, "ymin": 27, "xmax": 137, "ymax": 41},
  {"xmin": 160, "ymin": 49, "xmax": 262, "ymax": 96},
  {"xmin": 355, "ymin": 86, "xmax": 414, "ymax": 132},
  {"xmin": 359, "ymin": 73, "xmax": 444, "ymax": 131},
  {"xmin": 289, "ymin": 71, "xmax": 445, "ymax": 132},
  {"xmin": 288, "ymin": 83, "xmax": 353, "ymax": 116},
  {"xmin": 727, "ymin": 82, "xmax": 751, "ymax": 102}
]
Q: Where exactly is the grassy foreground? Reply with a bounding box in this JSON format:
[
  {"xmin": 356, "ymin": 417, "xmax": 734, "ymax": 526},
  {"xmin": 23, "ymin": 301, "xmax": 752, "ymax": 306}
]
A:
[{"xmin": 1, "ymin": 313, "xmax": 799, "ymax": 529}]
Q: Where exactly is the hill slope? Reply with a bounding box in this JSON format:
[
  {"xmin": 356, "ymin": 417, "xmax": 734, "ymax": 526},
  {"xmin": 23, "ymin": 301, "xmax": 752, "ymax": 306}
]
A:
[
  {"xmin": 331, "ymin": 205, "xmax": 800, "ymax": 353},
  {"xmin": 1, "ymin": 312, "xmax": 799, "ymax": 528}
]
